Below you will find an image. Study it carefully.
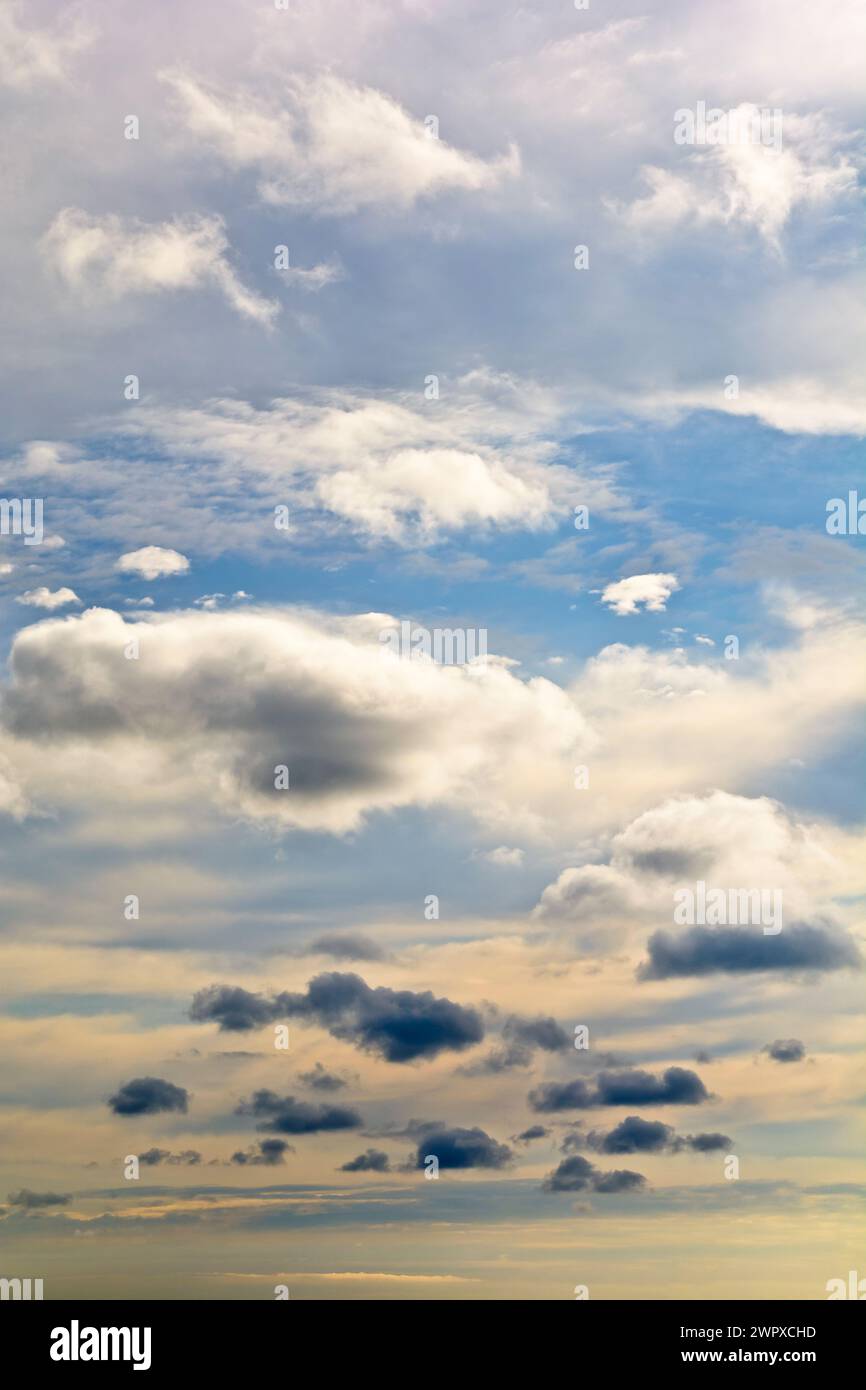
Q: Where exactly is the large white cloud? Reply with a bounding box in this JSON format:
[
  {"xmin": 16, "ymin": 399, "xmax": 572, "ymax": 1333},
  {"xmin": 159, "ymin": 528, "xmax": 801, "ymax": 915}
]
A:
[{"xmin": 0, "ymin": 606, "xmax": 590, "ymax": 835}]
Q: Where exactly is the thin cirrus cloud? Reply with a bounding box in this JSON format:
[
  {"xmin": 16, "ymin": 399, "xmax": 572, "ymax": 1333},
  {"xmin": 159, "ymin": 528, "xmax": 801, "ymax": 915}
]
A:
[
  {"xmin": 160, "ymin": 69, "xmax": 520, "ymax": 215},
  {"xmin": 41, "ymin": 208, "xmax": 279, "ymax": 325}
]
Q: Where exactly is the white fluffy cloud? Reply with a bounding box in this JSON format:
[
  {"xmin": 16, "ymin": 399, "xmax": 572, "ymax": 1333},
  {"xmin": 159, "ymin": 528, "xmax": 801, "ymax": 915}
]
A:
[
  {"xmin": 124, "ymin": 374, "xmax": 582, "ymax": 543},
  {"xmin": 0, "ymin": 607, "xmax": 590, "ymax": 835},
  {"xmin": 15, "ymin": 586, "xmax": 80, "ymax": 610},
  {"xmin": 41, "ymin": 209, "xmax": 279, "ymax": 325},
  {"xmin": 161, "ymin": 69, "xmax": 519, "ymax": 215},
  {"xmin": 116, "ymin": 547, "xmax": 190, "ymax": 580},
  {"xmin": 601, "ymin": 573, "xmax": 679, "ymax": 615}
]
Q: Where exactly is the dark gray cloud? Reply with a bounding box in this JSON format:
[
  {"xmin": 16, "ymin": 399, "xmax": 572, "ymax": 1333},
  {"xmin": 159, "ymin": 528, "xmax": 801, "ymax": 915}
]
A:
[
  {"xmin": 340, "ymin": 1148, "xmax": 391, "ymax": 1173},
  {"xmin": 529, "ymin": 1066, "xmax": 709, "ymax": 1112},
  {"xmin": 589, "ymin": 1116, "xmax": 674, "ymax": 1154},
  {"xmin": 513, "ymin": 1125, "xmax": 549, "ymax": 1144},
  {"xmin": 236, "ymin": 1090, "xmax": 361, "ymax": 1134},
  {"xmin": 7, "ymin": 1189, "xmax": 70, "ymax": 1209},
  {"xmin": 190, "ymin": 985, "xmax": 289, "ymax": 1031},
  {"xmin": 587, "ymin": 1116, "xmax": 731, "ymax": 1154},
  {"xmin": 108, "ymin": 1077, "xmax": 189, "ymax": 1116},
  {"xmin": 192, "ymin": 972, "xmax": 483, "ymax": 1063},
  {"xmin": 528, "ymin": 1078, "xmax": 596, "ymax": 1112},
  {"xmin": 139, "ymin": 1148, "xmax": 202, "ymax": 1167},
  {"xmin": 639, "ymin": 924, "xmax": 860, "ymax": 979},
  {"xmin": 298, "ymin": 1062, "xmax": 350, "ymax": 1092},
  {"xmin": 413, "ymin": 1125, "xmax": 512, "ymax": 1171},
  {"xmin": 763, "ymin": 1039, "xmax": 806, "ymax": 1063},
  {"xmin": 682, "ymin": 1132, "xmax": 731, "ymax": 1153},
  {"xmin": 307, "ymin": 933, "xmax": 386, "ymax": 962},
  {"xmin": 230, "ymin": 1138, "xmax": 293, "ymax": 1166},
  {"xmin": 542, "ymin": 1154, "xmax": 646, "ymax": 1194},
  {"xmin": 280, "ymin": 972, "xmax": 484, "ymax": 1063}
]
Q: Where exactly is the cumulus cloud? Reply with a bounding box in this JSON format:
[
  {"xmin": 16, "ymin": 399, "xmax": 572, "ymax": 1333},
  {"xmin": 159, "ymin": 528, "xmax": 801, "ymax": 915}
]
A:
[
  {"xmin": 107, "ymin": 1077, "xmax": 189, "ymax": 1116},
  {"xmin": 586, "ymin": 1116, "xmax": 731, "ymax": 1154},
  {"xmin": 235, "ymin": 1090, "xmax": 361, "ymax": 1135},
  {"xmin": 529, "ymin": 1067, "xmax": 710, "ymax": 1112},
  {"xmin": 298, "ymin": 1063, "xmax": 349, "ymax": 1092},
  {"xmin": 340, "ymin": 1148, "xmax": 391, "ymax": 1173},
  {"xmin": 161, "ymin": 69, "xmax": 519, "ymax": 215},
  {"xmin": 763, "ymin": 1039, "xmax": 807, "ymax": 1063},
  {"xmin": 411, "ymin": 1125, "xmax": 512, "ymax": 1171},
  {"xmin": 601, "ymin": 572, "xmax": 680, "ymax": 615},
  {"xmin": 542, "ymin": 1153, "xmax": 646, "ymax": 1194},
  {"xmin": 138, "ymin": 1148, "xmax": 202, "ymax": 1167},
  {"xmin": 41, "ymin": 209, "xmax": 279, "ymax": 325},
  {"xmin": 125, "ymin": 375, "xmax": 575, "ymax": 544},
  {"xmin": 0, "ymin": 606, "xmax": 588, "ymax": 835},
  {"xmin": 280, "ymin": 972, "xmax": 484, "ymax": 1064},
  {"xmin": 191, "ymin": 973, "xmax": 483, "ymax": 1063},
  {"xmin": 639, "ymin": 922, "xmax": 860, "ymax": 979},
  {"xmin": 15, "ymin": 587, "xmax": 80, "ymax": 610},
  {"xmin": 116, "ymin": 547, "xmax": 190, "ymax": 580},
  {"xmin": 230, "ymin": 1139, "xmax": 292, "ymax": 1166}
]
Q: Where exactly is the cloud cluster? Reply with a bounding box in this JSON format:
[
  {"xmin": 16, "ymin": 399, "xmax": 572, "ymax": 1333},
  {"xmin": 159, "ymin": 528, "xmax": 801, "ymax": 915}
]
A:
[
  {"xmin": 235, "ymin": 1090, "xmax": 361, "ymax": 1135},
  {"xmin": 542, "ymin": 1153, "xmax": 646, "ymax": 1195},
  {"xmin": 529, "ymin": 1067, "xmax": 710, "ymax": 1113}
]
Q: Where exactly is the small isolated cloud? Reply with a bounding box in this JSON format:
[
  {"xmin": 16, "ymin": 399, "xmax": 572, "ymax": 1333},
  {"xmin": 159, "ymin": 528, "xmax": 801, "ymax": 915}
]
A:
[
  {"xmin": 230, "ymin": 1139, "xmax": 292, "ymax": 1166},
  {"xmin": 42, "ymin": 208, "xmax": 279, "ymax": 325},
  {"xmin": 116, "ymin": 546, "xmax": 190, "ymax": 580},
  {"xmin": 298, "ymin": 1062, "xmax": 349, "ymax": 1092},
  {"xmin": 278, "ymin": 260, "xmax": 344, "ymax": 293},
  {"xmin": 586, "ymin": 1116, "xmax": 731, "ymax": 1154},
  {"xmin": 639, "ymin": 923, "xmax": 859, "ymax": 979},
  {"xmin": 542, "ymin": 1153, "xmax": 646, "ymax": 1195},
  {"xmin": 161, "ymin": 70, "xmax": 519, "ymax": 216},
  {"xmin": 107, "ymin": 1077, "xmax": 189, "ymax": 1116},
  {"xmin": 601, "ymin": 572, "xmax": 679, "ymax": 615},
  {"xmin": 513, "ymin": 1125, "xmax": 549, "ymax": 1144},
  {"xmin": 16, "ymin": 586, "xmax": 80, "ymax": 610},
  {"xmin": 412, "ymin": 1125, "xmax": 512, "ymax": 1171},
  {"xmin": 529, "ymin": 1066, "xmax": 710, "ymax": 1112},
  {"xmin": 340, "ymin": 1148, "xmax": 391, "ymax": 1173},
  {"xmin": 138, "ymin": 1148, "xmax": 202, "ymax": 1167},
  {"xmin": 235, "ymin": 1090, "xmax": 361, "ymax": 1135},
  {"xmin": 763, "ymin": 1038, "xmax": 807, "ymax": 1063},
  {"xmin": 7, "ymin": 1189, "xmax": 70, "ymax": 1209}
]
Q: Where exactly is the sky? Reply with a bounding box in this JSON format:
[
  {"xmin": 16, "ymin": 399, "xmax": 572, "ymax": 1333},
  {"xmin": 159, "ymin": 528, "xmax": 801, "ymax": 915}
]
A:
[{"xmin": 0, "ymin": 0, "xmax": 863, "ymax": 1302}]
